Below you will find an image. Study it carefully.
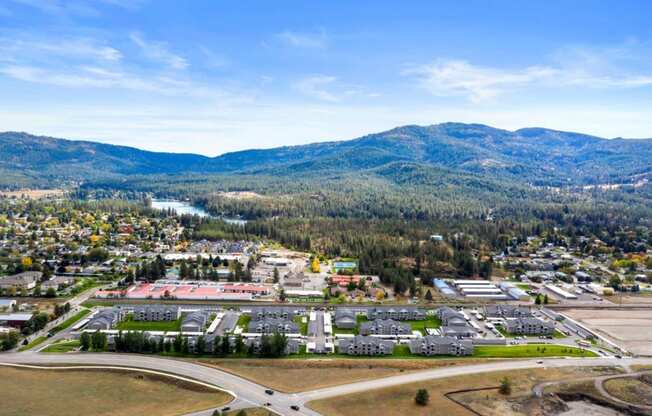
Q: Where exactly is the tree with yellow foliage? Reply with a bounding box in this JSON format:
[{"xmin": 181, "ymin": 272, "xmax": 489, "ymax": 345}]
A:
[
  {"xmin": 310, "ymin": 257, "xmax": 320, "ymax": 273},
  {"xmin": 21, "ymin": 256, "xmax": 32, "ymax": 268},
  {"xmin": 375, "ymin": 290, "xmax": 385, "ymax": 301}
]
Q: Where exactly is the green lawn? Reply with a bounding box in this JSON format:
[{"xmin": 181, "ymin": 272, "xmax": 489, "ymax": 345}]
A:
[
  {"xmin": 42, "ymin": 340, "xmax": 80, "ymax": 353},
  {"xmin": 51, "ymin": 309, "xmax": 91, "ymax": 334},
  {"xmin": 473, "ymin": 344, "xmax": 597, "ymax": 358},
  {"xmin": 235, "ymin": 314, "xmax": 251, "ymax": 331},
  {"xmin": 115, "ymin": 316, "xmax": 181, "ymax": 331},
  {"xmin": 407, "ymin": 316, "xmax": 442, "ymax": 334},
  {"xmin": 294, "ymin": 315, "xmax": 308, "ymax": 335},
  {"xmin": 18, "ymin": 336, "xmax": 47, "ymax": 351}
]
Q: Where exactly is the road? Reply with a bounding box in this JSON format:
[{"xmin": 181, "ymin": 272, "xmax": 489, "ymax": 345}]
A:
[{"xmin": 4, "ymin": 352, "xmax": 652, "ymax": 415}]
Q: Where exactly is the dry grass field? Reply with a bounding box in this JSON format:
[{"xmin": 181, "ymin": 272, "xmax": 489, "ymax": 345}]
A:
[
  {"xmin": 198, "ymin": 357, "xmax": 491, "ymax": 393},
  {"xmin": 604, "ymin": 376, "xmax": 652, "ymax": 407},
  {"xmin": 0, "ymin": 189, "xmax": 64, "ymax": 199},
  {"xmin": 308, "ymin": 366, "xmax": 621, "ymax": 416},
  {"xmin": 564, "ymin": 308, "xmax": 652, "ymax": 355},
  {"xmin": 0, "ymin": 367, "xmax": 232, "ymax": 416}
]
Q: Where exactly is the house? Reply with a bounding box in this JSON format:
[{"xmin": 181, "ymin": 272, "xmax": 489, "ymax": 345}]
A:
[
  {"xmin": 505, "ymin": 317, "xmax": 554, "ymax": 336},
  {"xmin": 181, "ymin": 311, "xmax": 207, "ymax": 332},
  {"xmin": 436, "ymin": 307, "xmax": 467, "ymax": 326},
  {"xmin": 334, "ymin": 308, "xmax": 357, "ymax": 329},
  {"xmin": 248, "ymin": 318, "xmax": 299, "ymax": 334},
  {"xmin": 249, "ymin": 307, "xmax": 299, "ymax": 321},
  {"xmin": 0, "ymin": 271, "xmax": 41, "ymax": 290},
  {"xmin": 367, "ymin": 307, "xmax": 426, "ymax": 321},
  {"xmin": 441, "ymin": 325, "xmax": 476, "ymax": 338},
  {"xmin": 484, "ymin": 305, "xmax": 533, "ymax": 319},
  {"xmin": 244, "ymin": 337, "xmax": 301, "ymax": 355},
  {"xmin": 86, "ymin": 309, "xmax": 119, "ymax": 330},
  {"xmin": 132, "ymin": 305, "xmax": 180, "ymax": 321},
  {"xmin": 0, "ymin": 313, "xmax": 32, "ymax": 329},
  {"xmin": 359, "ymin": 319, "xmax": 411, "ymax": 336},
  {"xmin": 41, "ymin": 275, "xmax": 75, "ymax": 290},
  {"xmin": 409, "ymin": 336, "xmax": 473, "ymax": 356},
  {"xmin": 338, "ymin": 335, "xmax": 394, "ymax": 356}
]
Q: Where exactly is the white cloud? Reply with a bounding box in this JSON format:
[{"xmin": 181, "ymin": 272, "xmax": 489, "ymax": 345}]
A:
[
  {"xmin": 130, "ymin": 32, "xmax": 188, "ymax": 70},
  {"xmin": 0, "ymin": 37, "xmax": 122, "ymax": 62},
  {"xmin": 407, "ymin": 54, "xmax": 652, "ymax": 102},
  {"xmin": 293, "ymin": 75, "xmax": 339, "ymax": 102},
  {"xmin": 277, "ymin": 30, "xmax": 327, "ymax": 48}
]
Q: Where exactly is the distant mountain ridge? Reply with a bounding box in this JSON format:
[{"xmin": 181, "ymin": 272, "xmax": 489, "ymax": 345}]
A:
[{"xmin": 1, "ymin": 123, "xmax": 651, "ymax": 188}]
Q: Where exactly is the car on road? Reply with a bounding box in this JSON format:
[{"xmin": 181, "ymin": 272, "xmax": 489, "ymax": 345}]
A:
[
  {"xmin": 291, "ymin": 405, "xmax": 300, "ymax": 411},
  {"xmin": 265, "ymin": 389, "xmax": 274, "ymax": 395},
  {"xmin": 537, "ymin": 360, "xmax": 544, "ymax": 364},
  {"xmin": 264, "ymin": 402, "xmax": 272, "ymax": 406},
  {"xmin": 221, "ymin": 407, "xmax": 231, "ymax": 412}
]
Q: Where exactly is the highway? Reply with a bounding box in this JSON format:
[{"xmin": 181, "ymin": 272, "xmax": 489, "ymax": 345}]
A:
[{"xmin": 4, "ymin": 352, "xmax": 652, "ymax": 415}]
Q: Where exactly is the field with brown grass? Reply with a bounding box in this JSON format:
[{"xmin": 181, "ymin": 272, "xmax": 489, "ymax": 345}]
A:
[
  {"xmin": 198, "ymin": 357, "xmax": 491, "ymax": 393},
  {"xmin": 604, "ymin": 375, "xmax": 652, "ymax": 407},
  {"xmin": 0, "ymin": 367, "xmax": 231, "ymax": 416},
  {"xmin": 308, "ymin": 366, "xmax": 621, "ymax": 416}
]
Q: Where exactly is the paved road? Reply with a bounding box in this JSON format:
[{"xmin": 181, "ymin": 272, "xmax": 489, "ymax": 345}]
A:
[{"xmin": 4, "ymin": 353, "xmax": 652, "ymax": 415}]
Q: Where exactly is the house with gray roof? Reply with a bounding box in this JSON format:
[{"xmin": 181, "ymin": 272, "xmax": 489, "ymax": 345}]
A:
[
  {"xmin": 409, "ymin": 336, "xmax": 474, "ymax": 356},
  {"xmin": 334, "ymin": 308, "xmax": 357, "ymax": 329},
  {"xmin": 505, "ymin": 317, "xmax": 554, "ymax": 336},
  {"xmin": 485, "ymin": 305, "xmax": 533, "ymax": 319},
  {"xmin": 441, "ymin": 325, "xmax": 476, "ymax": 338},
  {"xmin": 133, "ymin": 305, "xmax": 180, "ymax": 321},
  {"xmin": 367, "ymin": 307, "xmax": 425, "ymax": 321},
  {"xmin": 338, "ymin": 335, "xmax": 395, "ymax": 356},
  {"xmin": 248, "ymin": 307, "xmax": 301, "ymax": 321},
  {"xmin": 436, "ymin": 307, "xmax": 467, "ymax": 326},
  {"xmin": 181, "ymin": 311, "xmax": 207, "ymax": 332},
  {"xmin": 359, "ymin": 319, "xmax": 411, "ymax": 336},
  {"xmin": 86, "ymin": 309, "xmax": 118, "ymax": 331},
  {"xmin": 248, "ymin": 318, "xmax": 299, "ymax": 334}
]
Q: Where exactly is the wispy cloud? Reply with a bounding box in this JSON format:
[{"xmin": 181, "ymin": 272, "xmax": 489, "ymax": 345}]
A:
[
  {"xmin": 277, "ymin": 30, "xmax": 327, "ymax": 48},
  {"xmin": 199, "ymin": 46, "xmax": 229, "ymax": 68},
  {"xmin": 293, "ymin": 75, "xmax": 339, "ymax": 101},
  {"xmin": 407, "ymin": 44, "xmax": 652, "ymax": 102},
  {"xmin": 130, "ymin": 32, "xmax": 188, "ymax": 70},
  {"xmin": 0, "ymin": 37, "xmax": 122, "ymax": 63}
]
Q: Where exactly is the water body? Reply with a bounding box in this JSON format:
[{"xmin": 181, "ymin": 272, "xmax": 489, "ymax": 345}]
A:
[{"xmin": 151, "ymin": 199, "xmax": 247, "ymax": 226}]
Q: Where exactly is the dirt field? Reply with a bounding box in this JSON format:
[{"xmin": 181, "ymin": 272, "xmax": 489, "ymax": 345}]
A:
[
  {"xmin": 225, "ymin": 408, "xmax": 274, "ymax": 416},
  {"xmin": 564, "ymin": 309, "xmax": 652, "ymax": 355},
  {"xmin": 0, "ymin": 189, "xmax": 64, "ymax": 199},
  {"xmin": 198, "ymin": 357, "xmax": 492, "ymax": 393},
  {"xmin": 308, "ymin": 366, "xmax": 620, "ymax": 416},
  {"xmin": 0, "ymin": 367, "xmax": 231, "ymax": 416}
]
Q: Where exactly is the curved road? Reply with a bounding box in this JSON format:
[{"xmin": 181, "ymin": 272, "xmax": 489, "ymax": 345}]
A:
[{"xmin": 3, "ymin": 353, "xmax": 652, "ymax": 415}]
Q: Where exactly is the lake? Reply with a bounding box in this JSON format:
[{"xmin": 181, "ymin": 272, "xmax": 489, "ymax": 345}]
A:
[{"xmin": 150, "ymin": 199, "xmax": 247, "ymax": 226}]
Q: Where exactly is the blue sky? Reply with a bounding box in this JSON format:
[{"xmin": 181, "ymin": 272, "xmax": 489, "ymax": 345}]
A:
[{"xmin": 1, "ymin": 0, "xmax": 652, "ymax": 155}]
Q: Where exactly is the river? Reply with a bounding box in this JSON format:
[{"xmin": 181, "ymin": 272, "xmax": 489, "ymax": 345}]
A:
[{"xmin": 150, "ymin": 199, "xmax": 247, "ymax": 226}]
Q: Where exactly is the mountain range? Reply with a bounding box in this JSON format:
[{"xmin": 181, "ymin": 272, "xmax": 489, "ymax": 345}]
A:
[{"xmin": 2, "ymin": 123, "xmax": 651, "ymax": 189}]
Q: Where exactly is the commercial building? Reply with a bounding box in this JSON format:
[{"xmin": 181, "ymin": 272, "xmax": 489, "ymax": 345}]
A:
[{"xmin": 0, "ymin": 271, "xmax": 41, "ymax": 290}]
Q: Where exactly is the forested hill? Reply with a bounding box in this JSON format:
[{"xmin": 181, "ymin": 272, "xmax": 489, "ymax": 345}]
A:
[{"xmin": 1, "ymin": 123, "xmax": 651, "ymax": 188}]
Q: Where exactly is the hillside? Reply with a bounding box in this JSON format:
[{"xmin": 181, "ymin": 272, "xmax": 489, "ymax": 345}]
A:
[{"xmin": 1, "ymin": 123, "xmax": 651, "ymax": 189}]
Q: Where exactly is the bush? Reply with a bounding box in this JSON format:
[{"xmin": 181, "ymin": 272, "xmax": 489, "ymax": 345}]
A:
[
  {"xmin": 499, "ymin": 377, "xmax": 512, "ymax": 395},
  {"xmin": 415, "ymin": 388, "xmax": 429, "ymax": 406}
]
